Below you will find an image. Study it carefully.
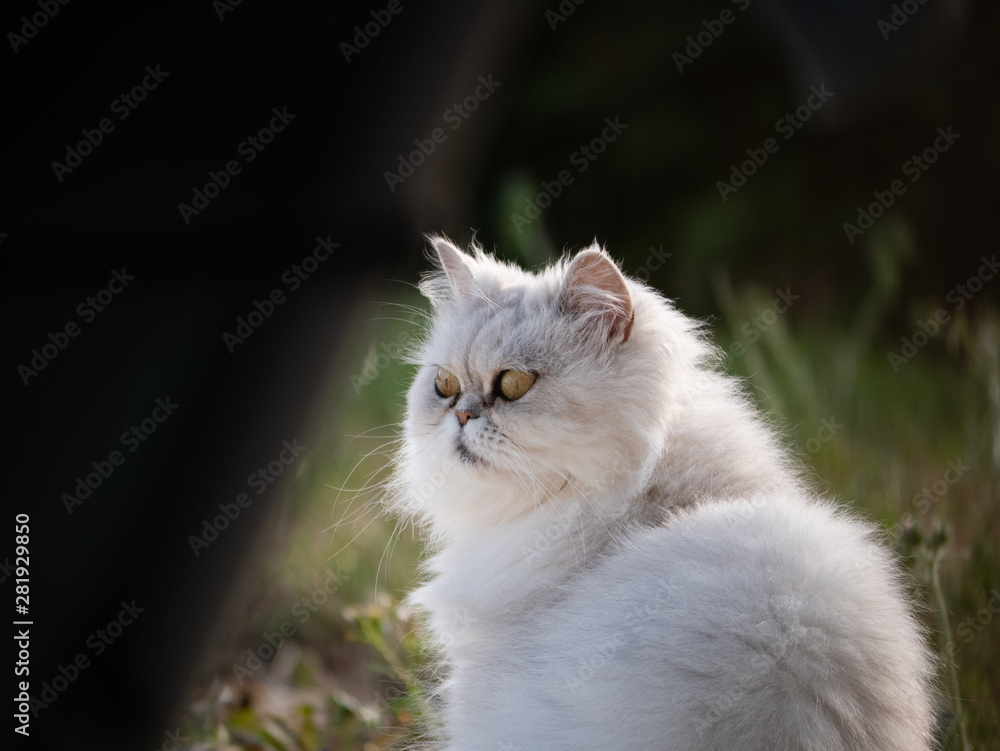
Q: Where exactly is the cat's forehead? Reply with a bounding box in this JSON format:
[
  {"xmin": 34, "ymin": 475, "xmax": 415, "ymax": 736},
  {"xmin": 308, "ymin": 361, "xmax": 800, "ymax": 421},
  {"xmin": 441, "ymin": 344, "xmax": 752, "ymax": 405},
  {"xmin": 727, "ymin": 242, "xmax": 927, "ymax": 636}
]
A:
[
  {"xmin": 468, "ymin": 282, "xmax": 529, "ymax": 310},
  {"xmin": 428, "ymin": 284, "xmax": 548, "ymax": 372}
]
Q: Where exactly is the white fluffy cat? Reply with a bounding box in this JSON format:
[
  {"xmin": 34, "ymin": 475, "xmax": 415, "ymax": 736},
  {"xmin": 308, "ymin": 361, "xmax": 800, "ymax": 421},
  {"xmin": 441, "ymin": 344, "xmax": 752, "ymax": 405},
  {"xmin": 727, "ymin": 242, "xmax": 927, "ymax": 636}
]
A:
[{"xmin": 392, "ymin": 237, "xmax": 936, "ymax": 750}]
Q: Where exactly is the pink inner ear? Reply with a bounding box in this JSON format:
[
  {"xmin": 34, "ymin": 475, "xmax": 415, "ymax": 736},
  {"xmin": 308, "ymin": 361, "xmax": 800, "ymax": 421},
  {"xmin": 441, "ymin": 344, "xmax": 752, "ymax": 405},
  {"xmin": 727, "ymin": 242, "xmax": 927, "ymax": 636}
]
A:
[{"xmin": 563, "ymin": 250, "xmax": 634, "ymax": 343}]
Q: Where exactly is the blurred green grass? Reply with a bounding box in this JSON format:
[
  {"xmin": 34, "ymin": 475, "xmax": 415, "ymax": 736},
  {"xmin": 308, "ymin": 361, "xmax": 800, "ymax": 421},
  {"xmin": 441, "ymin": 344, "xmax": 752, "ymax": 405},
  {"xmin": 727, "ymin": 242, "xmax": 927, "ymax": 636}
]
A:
[{"xmin": 180, "ymin": 233, "xmax": 998, "ymax": 751}]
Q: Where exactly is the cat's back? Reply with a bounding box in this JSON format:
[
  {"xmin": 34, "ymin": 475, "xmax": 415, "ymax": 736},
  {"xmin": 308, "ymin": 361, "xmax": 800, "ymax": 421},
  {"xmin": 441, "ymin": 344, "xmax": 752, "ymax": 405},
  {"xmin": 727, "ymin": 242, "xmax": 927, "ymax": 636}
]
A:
[{"xmin": 455, "ymin": 494, "xmax": 936, "ymax": 751}]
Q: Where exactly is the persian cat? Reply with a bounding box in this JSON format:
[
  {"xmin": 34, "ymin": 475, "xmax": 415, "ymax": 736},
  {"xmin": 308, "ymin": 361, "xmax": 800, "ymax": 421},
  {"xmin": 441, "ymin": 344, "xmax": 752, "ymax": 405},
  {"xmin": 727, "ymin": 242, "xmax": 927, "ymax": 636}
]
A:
[{"xmin": 391, "ymin": 237, "xmax": 935, "ymax": 750}]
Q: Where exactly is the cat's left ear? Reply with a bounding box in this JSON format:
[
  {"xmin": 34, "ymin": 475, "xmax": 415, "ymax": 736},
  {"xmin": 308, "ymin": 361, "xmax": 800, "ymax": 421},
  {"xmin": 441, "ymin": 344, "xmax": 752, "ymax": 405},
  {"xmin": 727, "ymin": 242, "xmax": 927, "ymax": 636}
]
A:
[
  {"xmin": 428, "ymin": 235, "xmax": 477, "ymax": 299},
  {"xmin": 561, "ymin": 243, "xmax": 634, "ymax": 344}
]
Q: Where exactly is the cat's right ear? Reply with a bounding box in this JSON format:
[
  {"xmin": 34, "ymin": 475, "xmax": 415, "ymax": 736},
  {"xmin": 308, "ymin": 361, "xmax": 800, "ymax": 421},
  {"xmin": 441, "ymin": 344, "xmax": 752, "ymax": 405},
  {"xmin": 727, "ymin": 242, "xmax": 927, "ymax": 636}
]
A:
[
  {"xmin": 427, "ymin": 236, "xmax": 477, "ymax": 300},
  {"xmin": 560, "ymin": 247, "xmax": 634, "ymax": 344}
]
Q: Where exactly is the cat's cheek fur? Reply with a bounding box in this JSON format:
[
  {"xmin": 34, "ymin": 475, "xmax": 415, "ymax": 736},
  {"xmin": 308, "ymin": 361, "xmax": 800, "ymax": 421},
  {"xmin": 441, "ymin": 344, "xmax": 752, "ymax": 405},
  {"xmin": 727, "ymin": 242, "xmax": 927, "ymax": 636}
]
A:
[{"xmin": 401, "ymin": 396, "xmax": 547, "ymax": 531}]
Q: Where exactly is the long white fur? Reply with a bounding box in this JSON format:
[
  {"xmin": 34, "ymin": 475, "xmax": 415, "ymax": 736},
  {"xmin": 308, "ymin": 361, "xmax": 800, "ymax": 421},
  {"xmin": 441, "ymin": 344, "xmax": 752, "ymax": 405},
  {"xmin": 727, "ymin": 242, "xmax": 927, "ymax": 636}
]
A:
[{"xmin": 391, "ymin": 237, "xmax": 936, "ymax": 750}]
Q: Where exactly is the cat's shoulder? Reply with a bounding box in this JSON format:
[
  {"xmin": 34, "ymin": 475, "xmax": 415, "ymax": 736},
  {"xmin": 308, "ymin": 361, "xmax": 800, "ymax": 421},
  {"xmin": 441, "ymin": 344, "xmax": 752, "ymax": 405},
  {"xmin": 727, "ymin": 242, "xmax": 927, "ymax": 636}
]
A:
[
  {"xmin": 586, "ymin": 493, "xmax": 901, "ymax": 612},
  {"xmin": 644, "ymin": 494, "xmax": 888, "ymax": 568}
]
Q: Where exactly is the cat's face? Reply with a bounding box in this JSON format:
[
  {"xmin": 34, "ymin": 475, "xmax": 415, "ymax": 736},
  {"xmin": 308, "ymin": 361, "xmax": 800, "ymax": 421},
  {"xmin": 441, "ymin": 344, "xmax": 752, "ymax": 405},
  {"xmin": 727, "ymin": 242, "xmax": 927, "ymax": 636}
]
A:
[{"xmin": 399, "ymin": 238, "xmax": 682, "ymax": 531}]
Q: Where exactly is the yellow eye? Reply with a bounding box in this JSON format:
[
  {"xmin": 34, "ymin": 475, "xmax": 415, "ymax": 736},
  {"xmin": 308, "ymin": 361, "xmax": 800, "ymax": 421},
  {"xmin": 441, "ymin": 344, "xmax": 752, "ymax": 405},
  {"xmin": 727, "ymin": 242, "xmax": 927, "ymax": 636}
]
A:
[
  {"xmin": 498, "ymin": 369, "xmax": 536, "ymax": 400},
  {"xmin": 435, "ymin": 367, "xmax": 461, "ymax": 398}
]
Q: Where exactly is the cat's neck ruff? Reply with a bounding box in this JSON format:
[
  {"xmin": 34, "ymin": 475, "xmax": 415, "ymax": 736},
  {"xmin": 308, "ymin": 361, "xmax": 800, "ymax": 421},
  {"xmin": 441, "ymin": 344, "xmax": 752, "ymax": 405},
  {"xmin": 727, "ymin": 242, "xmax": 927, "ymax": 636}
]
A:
[{"xmin": 409, "ymin": 477, "xmax": 638, "ymax": 655}]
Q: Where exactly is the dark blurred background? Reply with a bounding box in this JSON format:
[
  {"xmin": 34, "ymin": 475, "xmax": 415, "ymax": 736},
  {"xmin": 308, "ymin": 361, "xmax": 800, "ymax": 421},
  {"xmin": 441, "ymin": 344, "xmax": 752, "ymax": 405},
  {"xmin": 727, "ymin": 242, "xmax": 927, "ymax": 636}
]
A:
[{"xmin": 3, "ymin": 1, "xmax": 998, "ymax": 749}]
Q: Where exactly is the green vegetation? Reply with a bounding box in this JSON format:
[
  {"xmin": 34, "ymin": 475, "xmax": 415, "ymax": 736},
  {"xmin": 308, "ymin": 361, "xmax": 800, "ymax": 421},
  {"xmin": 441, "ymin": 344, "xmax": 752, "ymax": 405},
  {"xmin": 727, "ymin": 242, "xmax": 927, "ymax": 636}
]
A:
[{"xmin": 179, "ymin": 219, "xmax": 998, "ymax": 749}]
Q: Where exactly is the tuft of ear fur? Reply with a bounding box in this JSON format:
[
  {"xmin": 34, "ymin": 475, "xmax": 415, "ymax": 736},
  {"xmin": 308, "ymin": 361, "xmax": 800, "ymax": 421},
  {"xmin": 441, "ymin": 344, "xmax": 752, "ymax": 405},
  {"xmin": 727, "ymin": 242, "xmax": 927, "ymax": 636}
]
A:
[
  {"xmin": 427, "ymin": 235, "xmax": 477, "ymax": 300},
  {"xmin": 560, "ymin": 243, "xmax": 634, "ymax": 343}
]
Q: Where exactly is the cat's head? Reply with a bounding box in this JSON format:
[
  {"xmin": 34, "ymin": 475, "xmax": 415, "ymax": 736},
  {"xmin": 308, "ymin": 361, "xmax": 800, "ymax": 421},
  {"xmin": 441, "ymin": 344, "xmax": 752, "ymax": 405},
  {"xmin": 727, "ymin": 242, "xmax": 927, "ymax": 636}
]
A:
[{"xmin": 396, "ymin": 237, "xmax": 710, "ymax": 536}]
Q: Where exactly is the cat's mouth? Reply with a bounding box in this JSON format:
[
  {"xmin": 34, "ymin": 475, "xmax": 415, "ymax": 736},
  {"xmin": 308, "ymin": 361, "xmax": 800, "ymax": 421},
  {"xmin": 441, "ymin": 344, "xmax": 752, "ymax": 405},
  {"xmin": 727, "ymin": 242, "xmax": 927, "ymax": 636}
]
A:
[{"xmin": 455, "ymin": 436, "xmax": 486, "ymax": 465}]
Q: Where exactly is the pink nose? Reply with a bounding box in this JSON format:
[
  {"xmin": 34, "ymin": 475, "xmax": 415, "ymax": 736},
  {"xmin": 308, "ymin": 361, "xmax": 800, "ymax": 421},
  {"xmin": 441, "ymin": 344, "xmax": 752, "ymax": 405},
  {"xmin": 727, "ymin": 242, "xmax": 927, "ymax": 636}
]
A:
[{"xmin": 456, "ymin": 409, "xmax": 477, "ymax": 427}]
